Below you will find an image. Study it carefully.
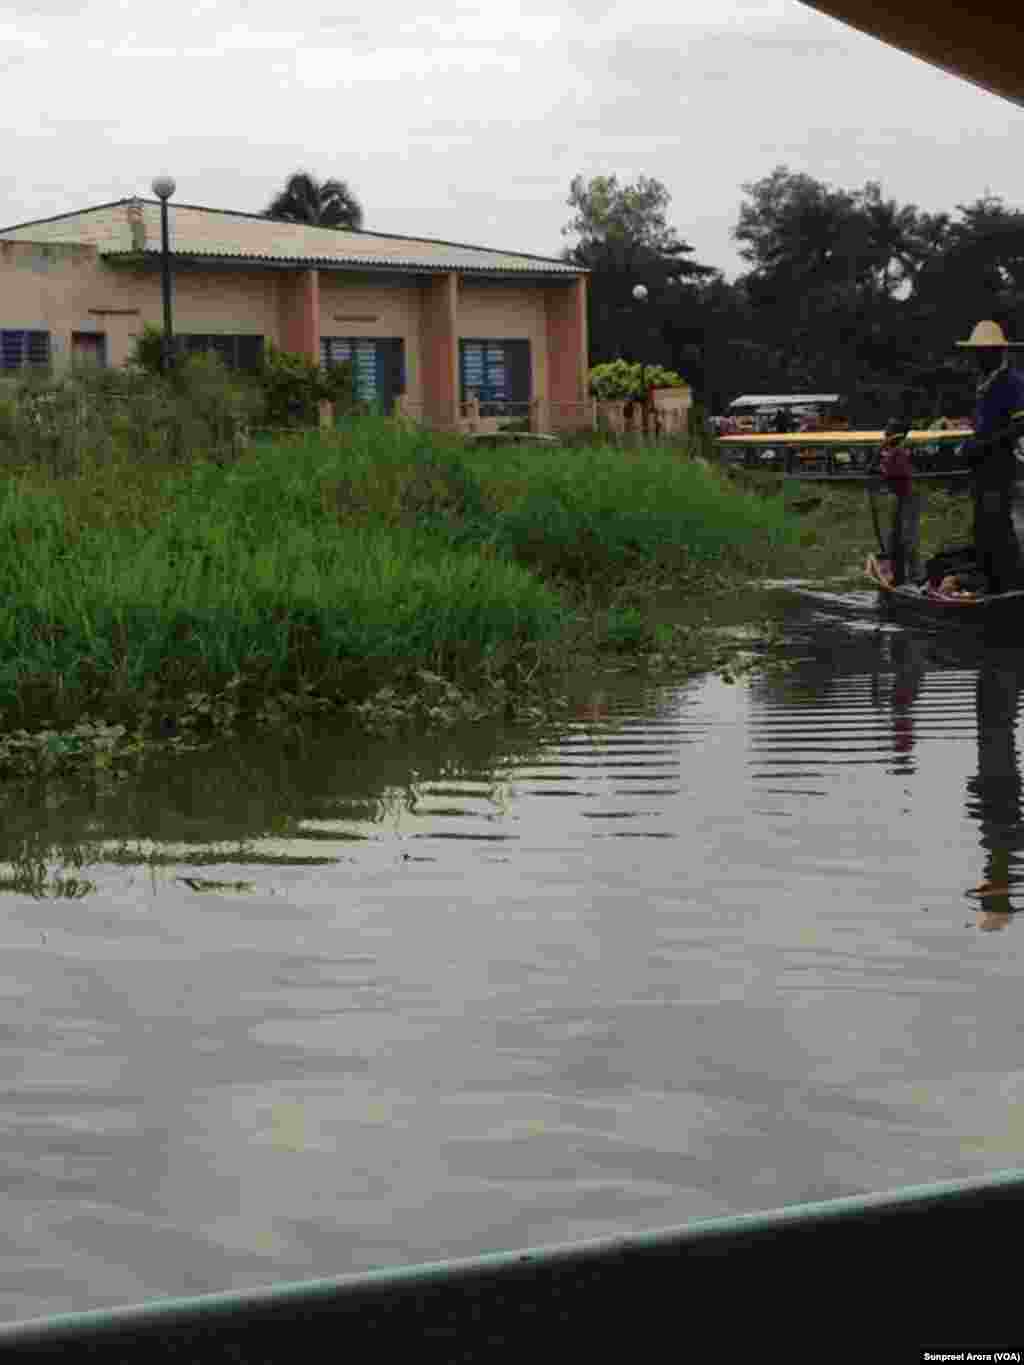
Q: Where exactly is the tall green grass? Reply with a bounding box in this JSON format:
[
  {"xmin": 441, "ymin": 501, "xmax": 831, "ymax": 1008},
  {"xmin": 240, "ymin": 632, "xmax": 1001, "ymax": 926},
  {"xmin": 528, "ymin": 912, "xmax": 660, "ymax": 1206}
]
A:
[
  {"xmin": 0, "ymin": 415, "xmax": 796, "ymax": 730},
  {"xmin": 285, "ymin": 418, "xmax": 796, "ymax": 576}
]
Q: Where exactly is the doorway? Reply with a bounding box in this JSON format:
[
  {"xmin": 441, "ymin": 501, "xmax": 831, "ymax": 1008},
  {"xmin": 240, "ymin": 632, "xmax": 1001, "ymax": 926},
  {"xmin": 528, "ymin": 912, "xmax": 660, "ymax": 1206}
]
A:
[{"xmin": 71, "ymin": 332, "xmax": 107, "ymax": 369}]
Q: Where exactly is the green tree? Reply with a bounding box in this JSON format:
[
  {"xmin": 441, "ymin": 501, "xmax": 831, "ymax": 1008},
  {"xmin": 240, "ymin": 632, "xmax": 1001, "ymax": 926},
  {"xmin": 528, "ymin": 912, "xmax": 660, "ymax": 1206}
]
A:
[
  {"xmin": 731, "ymin": 166, "xmax": 949, "ymax": 415},
  {"xmin": 560, "ymin": 174, "xmax": 716, "ymax": 376},
  {"xmin": 264, "ymin": 171, "xmax": 364, "ymax": 229}
]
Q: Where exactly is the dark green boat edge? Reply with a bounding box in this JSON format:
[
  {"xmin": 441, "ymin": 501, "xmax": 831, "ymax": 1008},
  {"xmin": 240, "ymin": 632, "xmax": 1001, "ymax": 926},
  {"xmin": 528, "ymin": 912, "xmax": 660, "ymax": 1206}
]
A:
[{"xmin": 4, "ymin": 1167, "xmax": 1024, "ymax": 1356}]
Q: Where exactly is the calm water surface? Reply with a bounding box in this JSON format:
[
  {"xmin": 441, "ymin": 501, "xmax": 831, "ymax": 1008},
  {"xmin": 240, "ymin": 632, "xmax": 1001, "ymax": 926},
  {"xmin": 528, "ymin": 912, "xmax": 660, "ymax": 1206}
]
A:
[{"xmin": 4, "ymin": 585, "xmax": 1024, "ymax": 1321}]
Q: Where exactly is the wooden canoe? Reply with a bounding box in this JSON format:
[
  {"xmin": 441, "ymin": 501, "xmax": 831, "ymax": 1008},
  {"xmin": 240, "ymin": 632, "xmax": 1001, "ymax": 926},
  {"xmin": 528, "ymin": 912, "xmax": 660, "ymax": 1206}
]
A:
[
  {"xmin": 3, "ymin": 1168, "xmax": 1024, "ymax": 1355},
  {"xmin": 865, "ymin": 553, "xmax": 1024, "ymax": 613}
]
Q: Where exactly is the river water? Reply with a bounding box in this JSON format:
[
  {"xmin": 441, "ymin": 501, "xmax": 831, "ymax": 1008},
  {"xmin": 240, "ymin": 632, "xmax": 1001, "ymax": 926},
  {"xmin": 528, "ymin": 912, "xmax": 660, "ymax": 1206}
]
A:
[{"xmin": 3, "ymin": 583, "xmax": 1024, "ymax": 1322}]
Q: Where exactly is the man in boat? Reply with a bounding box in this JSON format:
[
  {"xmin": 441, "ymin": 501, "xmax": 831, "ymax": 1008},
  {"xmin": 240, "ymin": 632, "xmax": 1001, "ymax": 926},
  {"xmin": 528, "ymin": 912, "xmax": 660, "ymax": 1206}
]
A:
[{"xmin": 957, "ymin": 319, "xmax": 1024, "ymax": 595}]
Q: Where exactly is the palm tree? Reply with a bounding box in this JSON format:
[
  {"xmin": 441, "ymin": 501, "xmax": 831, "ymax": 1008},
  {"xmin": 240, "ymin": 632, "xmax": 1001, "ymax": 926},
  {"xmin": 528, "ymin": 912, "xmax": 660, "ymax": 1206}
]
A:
[{"xmin": 263, "ymin": 171, "xmax": 364, "ymax": 230}]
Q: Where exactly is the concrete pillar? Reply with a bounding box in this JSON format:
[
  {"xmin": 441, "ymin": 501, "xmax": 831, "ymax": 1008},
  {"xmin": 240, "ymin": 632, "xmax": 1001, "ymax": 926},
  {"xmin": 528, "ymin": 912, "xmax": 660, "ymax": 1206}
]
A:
[
  {"xmin": 544, "ymin": 276, "xmax": 589, "ymax": 431},
  {"xmin": 278, "ymin": 268, "xmax": 320, "ymax": 361},
  {"xmin": 420, "ymin": 272, "xmax": 458, "ymax": 429}
]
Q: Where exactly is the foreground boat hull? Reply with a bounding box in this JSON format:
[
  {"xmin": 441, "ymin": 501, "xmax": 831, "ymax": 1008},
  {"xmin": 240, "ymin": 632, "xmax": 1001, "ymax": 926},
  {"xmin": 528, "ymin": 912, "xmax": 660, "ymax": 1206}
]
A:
[
  {"xmin": 3, "ymin": 1168, "xmax": 1024, "ymax": 1357},
  {"xmin": 866, "ymin": 554, "xmax": 1024, "ymax": 614}
]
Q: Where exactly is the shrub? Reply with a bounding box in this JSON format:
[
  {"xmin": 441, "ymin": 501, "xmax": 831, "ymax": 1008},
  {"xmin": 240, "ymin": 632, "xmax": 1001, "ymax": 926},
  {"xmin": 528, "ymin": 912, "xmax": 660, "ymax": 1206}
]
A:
[
  {"xmin": 170, "ymin": 351, "xmax": 265, "ymax": 454},
  {"xmin": 588, "ymin": 359, "xmax": 687, "ymax": 401},
  {"xmin": 259, "ymin": 343, "xmax": 354, "ymax": 429},
  {"xmin": 128, "ymin": 323, "xmax": 167, "ymax": 377}
]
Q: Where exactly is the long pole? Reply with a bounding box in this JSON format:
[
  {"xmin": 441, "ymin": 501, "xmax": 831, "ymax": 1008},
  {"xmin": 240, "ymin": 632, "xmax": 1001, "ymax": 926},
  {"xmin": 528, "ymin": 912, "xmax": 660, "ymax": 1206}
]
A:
[{"xmin": 160, "ymin": 196, "xmax": 174, "ymax": 375}]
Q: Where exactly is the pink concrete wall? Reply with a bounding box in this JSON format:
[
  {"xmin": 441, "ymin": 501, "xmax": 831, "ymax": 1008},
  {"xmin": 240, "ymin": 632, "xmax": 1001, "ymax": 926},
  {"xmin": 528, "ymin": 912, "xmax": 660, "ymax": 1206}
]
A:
[
  {"xmin": 544, "ymin": 277, "xmax": 588, "ymax": 407},
  {"xmin": 278, "ymin": 268, "xmax": 320, "ymax": 360},
  {"xmin": 419, "ymin": 273, "xmax": 458, "ymax": 427},
  {"xmin": 546, "ymin": 277, "xmax": 592, "ymax": 401}
]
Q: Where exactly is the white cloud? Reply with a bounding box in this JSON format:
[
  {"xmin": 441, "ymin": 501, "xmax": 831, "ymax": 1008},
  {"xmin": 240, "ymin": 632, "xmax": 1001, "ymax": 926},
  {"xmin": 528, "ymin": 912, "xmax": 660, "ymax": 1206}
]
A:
[
  {"xmin": 210, "ymin": 27, "xmax": 306, "ymax": 51},
  {"xmin": 296, "ymin": 44, "xmax": 523, "ymax": 87},
  {"xmin": 0, "ymin": 21, "xmax": 49, "ymax": 46},
  {"xmin": 2, "ymin": 0, "xmax": 1024, "ymax": 274},
  {"xmin": 393, "ymin": 12, "xmax": 564, "ymax": 44}
]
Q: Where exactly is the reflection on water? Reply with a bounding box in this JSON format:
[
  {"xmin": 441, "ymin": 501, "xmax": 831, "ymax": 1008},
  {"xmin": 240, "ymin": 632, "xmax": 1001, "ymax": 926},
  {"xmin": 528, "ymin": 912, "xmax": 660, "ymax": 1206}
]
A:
[{"xmin": 4, "ymin": 590, "xmax": 1024, "ymax": 1322}]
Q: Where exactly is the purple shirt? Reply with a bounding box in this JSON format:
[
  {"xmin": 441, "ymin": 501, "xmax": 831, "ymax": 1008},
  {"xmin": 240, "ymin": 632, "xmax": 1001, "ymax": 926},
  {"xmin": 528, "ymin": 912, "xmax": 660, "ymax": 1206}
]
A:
[
  {"xmin": 973, "ymin": 365, "xmax": 1024, "ymax": 440},
  {"xmin": 879, "ymin": 443, "xmax": 913, "ymax": 497}
]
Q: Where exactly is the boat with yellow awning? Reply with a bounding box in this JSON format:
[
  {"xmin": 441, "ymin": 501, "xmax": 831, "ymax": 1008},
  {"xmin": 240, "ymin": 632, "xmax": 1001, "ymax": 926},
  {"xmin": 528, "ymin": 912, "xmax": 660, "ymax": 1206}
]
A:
[{"xmin": 715, "ymin": 427, "xmax": 973, "ymax": 476}]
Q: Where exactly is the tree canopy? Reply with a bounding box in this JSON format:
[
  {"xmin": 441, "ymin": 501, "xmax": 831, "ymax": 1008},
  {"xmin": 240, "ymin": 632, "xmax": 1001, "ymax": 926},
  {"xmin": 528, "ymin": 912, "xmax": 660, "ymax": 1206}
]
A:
[
  {"xmin": 565, "ymin": 165, "xmax": 1024, "ymax": 421},
  {"xmin": 560, "ymin": 174, "xmax": 718, "ymax": 378},
  {"xmin": 263, "ymin": 171, "xmax": 364, "ymax": 230}
]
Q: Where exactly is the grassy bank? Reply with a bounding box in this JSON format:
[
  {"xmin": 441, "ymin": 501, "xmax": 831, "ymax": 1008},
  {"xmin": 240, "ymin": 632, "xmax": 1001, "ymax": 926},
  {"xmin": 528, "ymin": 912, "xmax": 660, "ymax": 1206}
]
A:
[{"xmin": 0, "ymin": 417, "xmax": 839, "ymax": 779}]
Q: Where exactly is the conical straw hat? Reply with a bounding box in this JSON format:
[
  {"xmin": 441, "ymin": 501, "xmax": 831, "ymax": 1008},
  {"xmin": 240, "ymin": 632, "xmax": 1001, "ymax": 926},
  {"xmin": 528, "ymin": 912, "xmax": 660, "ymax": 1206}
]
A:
[{"xmin": 956, "ymin": 319, "xmax": 1023, "ymax": 347}]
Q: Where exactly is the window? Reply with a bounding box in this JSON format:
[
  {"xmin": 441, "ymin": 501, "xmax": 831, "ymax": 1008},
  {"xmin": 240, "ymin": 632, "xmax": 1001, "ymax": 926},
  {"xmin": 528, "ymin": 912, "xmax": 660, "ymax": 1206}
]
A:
[
  {"xmin": 1, "ymin": 330, "xmax": 50, "ymax": 371},
  {"xmin": 320, "ymin": 338, "xmax": 405, "ymax": 413},
  {"xmin": 177, "ymin": 335, "xmax": 264, "ymax": 373},
  {"xmin": 459, "ymin": 339, "xmax": 530, "ymax": 416}
]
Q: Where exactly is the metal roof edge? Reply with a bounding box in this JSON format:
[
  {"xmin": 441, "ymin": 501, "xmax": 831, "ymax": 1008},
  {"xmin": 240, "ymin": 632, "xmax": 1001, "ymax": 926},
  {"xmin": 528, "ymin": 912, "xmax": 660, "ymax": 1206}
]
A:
[{"xmin": 101, "ymin": 249, "xmax": 582, "ymax": 277}]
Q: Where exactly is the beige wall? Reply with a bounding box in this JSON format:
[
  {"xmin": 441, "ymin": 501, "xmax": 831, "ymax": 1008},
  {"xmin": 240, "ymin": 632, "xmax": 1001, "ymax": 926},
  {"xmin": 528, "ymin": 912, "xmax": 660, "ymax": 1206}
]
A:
[
  {"xmin": 1, "ymin": 239, "xmax": 148, "ymax": 369},
  {"xmin": 319, "ymin": 274, "xmax": 423, "ymax": 397},
  {"xmin": 1, "ymin": 241, "xmax": 284, "ymax": 369},
  {"xmin": 174, "ymin": 267, "xmax": 280, "ymax": 339},
  {"xmin": 456, "ymin": 280, "xmax": 548, "ymax": 400}
]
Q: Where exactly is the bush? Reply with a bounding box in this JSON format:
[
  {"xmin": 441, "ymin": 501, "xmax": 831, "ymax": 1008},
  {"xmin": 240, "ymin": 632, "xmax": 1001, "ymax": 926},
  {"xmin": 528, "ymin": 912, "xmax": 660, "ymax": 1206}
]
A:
[
  {"xmin": 170, "ymin": 351, "xmax": 265, "ymax": 453},
  {"xmin": 259, "ymin": 343, "xmax": 354, "ymax": 429},
  {"xmin": 129, "ymin": 329, "xmax": 353, "ymax": 434},
  {"xmin": 128, "ymin": 323, "xmax": 167, "ymax": 377},
  {"xmin": 0, "ymin": 352, "xmax": 266, "ymax": 474},
  {"xmin": 588, "ymin": 359, "xmax": 687, "ymax": 401}
]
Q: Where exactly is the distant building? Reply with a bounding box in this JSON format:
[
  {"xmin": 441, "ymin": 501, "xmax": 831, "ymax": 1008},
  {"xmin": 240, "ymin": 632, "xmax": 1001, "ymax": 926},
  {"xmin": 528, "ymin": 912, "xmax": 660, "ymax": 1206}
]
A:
[{"xmin": 0, "ymin": 197, "xmax": 591, "ymax": 434}]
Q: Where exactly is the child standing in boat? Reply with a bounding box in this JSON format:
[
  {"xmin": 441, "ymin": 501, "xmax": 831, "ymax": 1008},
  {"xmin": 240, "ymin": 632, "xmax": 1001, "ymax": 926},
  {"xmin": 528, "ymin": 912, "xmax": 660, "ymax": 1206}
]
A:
[{"xmin": 874, "ymin": 419, "xmax": 923, "ymax": 586}]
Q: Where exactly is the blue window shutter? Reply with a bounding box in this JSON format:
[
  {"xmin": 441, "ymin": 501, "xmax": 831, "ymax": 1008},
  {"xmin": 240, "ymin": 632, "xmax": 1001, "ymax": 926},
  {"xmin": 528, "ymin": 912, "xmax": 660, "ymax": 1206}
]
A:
[
  {"xmin": 460, "ymin": 341, "xmax": 485, "ymax": 400},
  {"xmin": 26, "ymin": 332, "xmax": 50, "ymax": 367},
  {"xmin": 0, "ymin": 332, "xmax": 24, "ymax": 369},
  {"xmin": 459, "ymin": 339, "xmax": 530, "ymax": 411},
  {"xmin": 321, "ymin": 338, "xmax": 404, "ymax": 412},
  {"xmin": 504, "ymin": 341, "xmax": 531, "ymax": 403},
  {"xmin": 1, "ymin": 330, "xmax": 50, "ymax": 370}
]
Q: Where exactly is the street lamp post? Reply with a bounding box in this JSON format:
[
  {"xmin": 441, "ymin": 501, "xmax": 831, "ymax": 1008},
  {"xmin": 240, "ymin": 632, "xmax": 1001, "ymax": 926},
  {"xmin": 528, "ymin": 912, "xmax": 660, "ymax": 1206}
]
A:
[
  {"xmin": 632, "ymin": 283, "xmax": 649, "ymax": 438},
  {"xmin": 151, "ymin": 176, "xmax": 176, "ymax": 375}
]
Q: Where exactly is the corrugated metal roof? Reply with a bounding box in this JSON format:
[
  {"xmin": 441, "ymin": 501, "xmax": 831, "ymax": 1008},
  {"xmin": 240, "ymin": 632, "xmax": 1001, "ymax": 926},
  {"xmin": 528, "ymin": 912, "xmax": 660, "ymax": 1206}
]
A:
[
  {"xmin": 105, "ymin": 248, "xmax": 577, "ymax": 275},
  {"xmin": 0, "ymin": 199, "xmax": 584, "ymax": 277}
]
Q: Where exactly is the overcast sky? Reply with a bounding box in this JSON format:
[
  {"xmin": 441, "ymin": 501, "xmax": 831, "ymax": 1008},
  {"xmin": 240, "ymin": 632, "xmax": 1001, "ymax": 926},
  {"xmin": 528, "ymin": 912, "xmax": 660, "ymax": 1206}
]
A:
[{"xmin": 3, "ymin": 0, "xmax": 1024, "ymax": 279}]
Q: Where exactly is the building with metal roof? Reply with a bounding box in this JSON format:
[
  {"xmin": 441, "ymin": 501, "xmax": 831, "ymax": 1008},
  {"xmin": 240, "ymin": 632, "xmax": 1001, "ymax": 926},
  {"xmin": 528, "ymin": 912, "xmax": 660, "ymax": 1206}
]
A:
[{"xmin": 0, "ymin": 197, "xmax": 590, "ymax": 433}]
